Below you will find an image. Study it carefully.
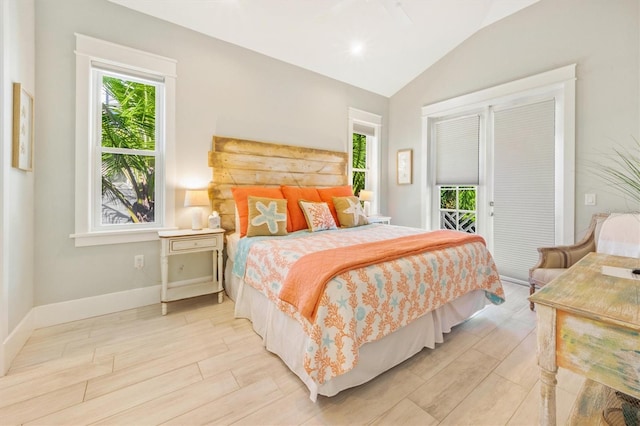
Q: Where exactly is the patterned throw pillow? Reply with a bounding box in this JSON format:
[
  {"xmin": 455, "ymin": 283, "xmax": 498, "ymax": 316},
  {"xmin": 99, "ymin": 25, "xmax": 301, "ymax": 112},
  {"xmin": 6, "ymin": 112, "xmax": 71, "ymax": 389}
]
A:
[
  {"xmin": 246, "ymin": 196, "xmax": 288, "ymax": 237},
  {"xmin": 333, "ymin": 196, "xmax": 369, "ymax": 228},
  {"xmin": 298, "ymin": 200, "xmax": 337, "ymax": 232}
]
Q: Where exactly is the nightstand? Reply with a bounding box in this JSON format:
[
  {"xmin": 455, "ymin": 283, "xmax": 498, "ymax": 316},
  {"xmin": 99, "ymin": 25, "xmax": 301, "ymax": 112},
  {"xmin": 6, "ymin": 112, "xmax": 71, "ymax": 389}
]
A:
[
  {"xmin": 158, "ymin": 228, "xmax": 225, "ymax": 315},
  {"xmin": 367, "ymin": 215, "xmax": 391, "ymax": 225}
]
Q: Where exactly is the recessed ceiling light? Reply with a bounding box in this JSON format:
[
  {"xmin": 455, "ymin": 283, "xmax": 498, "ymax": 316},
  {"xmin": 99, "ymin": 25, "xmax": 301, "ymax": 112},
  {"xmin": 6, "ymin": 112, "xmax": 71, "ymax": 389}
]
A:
[{"xmin": 350, "ymin": 42, "xmax": 365, "ymax": 56}]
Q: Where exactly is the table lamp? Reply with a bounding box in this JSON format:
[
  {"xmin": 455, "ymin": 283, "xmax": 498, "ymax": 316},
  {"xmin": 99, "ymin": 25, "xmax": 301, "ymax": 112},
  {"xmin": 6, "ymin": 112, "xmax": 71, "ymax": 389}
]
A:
[
  {"xmin": 359, "ymin": 190, "xmax": 373, "ymax": 216},
  {"xmin": 184, "ymin": 189, "xmax": 210, "ymax": 230}
]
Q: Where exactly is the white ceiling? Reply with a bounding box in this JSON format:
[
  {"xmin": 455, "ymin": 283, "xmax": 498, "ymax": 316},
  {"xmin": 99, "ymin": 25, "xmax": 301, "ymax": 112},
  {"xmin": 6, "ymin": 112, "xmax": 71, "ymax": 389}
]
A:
[{"xmin": 109, "ymin": 0, "xmax": 538, "ymax": 97}]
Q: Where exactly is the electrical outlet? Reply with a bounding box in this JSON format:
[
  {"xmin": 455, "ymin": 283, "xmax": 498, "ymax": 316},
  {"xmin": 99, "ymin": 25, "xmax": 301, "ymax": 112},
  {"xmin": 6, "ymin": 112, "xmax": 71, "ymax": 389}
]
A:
[{"xmin": 134, "ymin": 254, "xmax": 144, "ymax": 269}]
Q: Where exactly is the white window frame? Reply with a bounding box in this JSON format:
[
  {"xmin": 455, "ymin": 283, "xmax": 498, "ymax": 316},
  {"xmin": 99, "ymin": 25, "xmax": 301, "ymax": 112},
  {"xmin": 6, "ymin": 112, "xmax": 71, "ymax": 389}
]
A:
[
  {"xmin": 348, "ymin": 108, "xmax": 381, "ymax": 214},
  {"xmin": 421, "ymin": 64, "xmax": 576, "ymax": 245},
  {"xmin": 72, "ymin": 34, "xmax": 177, "ymax": 247}
]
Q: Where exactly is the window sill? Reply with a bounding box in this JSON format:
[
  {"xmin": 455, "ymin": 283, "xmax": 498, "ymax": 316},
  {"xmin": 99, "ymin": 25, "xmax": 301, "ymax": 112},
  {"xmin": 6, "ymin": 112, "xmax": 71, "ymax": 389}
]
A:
[{"xmin": 70, "ymin": 227, "xmax": 178, "ymax": 247}]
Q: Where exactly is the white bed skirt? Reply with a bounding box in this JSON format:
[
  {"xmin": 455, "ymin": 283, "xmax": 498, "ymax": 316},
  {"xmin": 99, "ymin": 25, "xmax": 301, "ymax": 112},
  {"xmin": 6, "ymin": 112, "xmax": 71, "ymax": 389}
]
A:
[{"xmin": 225, "ymin": 260, "xmax": 489, "ymax": 401}]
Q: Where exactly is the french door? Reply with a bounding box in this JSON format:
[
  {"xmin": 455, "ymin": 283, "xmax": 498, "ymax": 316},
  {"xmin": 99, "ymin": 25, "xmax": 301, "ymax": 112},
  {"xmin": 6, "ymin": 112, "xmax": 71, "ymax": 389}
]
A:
[
  {"xmin": 489, "ymin": 98, "xmax": 557, "ymax": 283},
  {"xmin": 423, "ymin": 64, "xmax": 576, "ymax": 284}
]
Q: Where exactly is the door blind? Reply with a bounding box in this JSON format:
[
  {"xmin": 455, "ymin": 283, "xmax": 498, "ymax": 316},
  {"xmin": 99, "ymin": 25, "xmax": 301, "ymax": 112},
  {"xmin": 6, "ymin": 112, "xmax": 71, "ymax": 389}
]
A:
[
  {"xmin": 493, "ymin": 99, "xmax": 556, "ymax": 282},
  {"xmin": 435, "ymin": 115, "xmax": 480, "ymax": 185}
]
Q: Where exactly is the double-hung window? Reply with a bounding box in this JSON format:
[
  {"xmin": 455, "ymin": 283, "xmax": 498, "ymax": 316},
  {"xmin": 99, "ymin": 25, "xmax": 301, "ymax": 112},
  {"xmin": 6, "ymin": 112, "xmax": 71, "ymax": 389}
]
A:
[
  {"xmin": 96, "ymin": 69, "xmax": 162, "ymax": 228},
  {"xmin": 348, "ymin": 108, "xmax": 381, "ymax": 214},
  {"xmin": 351, "ymin": 133, "xmax": 368, "ymax": 195},
  {"xmin": 73, "ymin": 35, "xmax": 176, "ymax": 246}
]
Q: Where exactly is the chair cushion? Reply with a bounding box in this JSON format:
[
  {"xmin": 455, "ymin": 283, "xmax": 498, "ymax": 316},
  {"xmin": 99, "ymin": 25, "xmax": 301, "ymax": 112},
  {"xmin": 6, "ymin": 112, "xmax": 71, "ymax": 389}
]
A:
[
  {"xmin": 597, "ymin": 213, "xmax": 640, "ymax": 258},
  {"xmin": 530, "ymin": 268, "xmax": 566, "ymax": 288}
]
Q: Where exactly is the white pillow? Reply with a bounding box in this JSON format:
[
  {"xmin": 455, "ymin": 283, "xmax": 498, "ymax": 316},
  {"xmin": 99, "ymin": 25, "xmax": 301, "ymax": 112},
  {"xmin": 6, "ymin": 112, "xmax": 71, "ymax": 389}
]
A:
[{"xmin": 596, "ymin": 213, "xmax": 640, "ymax": 258}]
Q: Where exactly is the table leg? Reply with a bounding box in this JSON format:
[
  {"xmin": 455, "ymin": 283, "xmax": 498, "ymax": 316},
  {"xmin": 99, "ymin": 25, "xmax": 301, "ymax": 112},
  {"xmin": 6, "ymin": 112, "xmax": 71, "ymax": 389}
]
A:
[
  {"xmin": 161, "ymin": 251, "xmax": 169, "ymax": 315},
  {"xmin": 217, "ymin": 248, "xmax": 224, "ymax": 303},
  {"xmin": 540, "ymin": 367, "xmax": 557, "ymax": 425},
  {"xmin": 536, "ymin": 304, "xmax": 558, "ymax": 426}
]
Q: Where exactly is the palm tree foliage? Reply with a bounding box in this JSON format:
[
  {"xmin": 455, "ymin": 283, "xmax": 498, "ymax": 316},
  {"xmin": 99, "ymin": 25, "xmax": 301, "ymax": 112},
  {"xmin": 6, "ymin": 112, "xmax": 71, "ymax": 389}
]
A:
[
  {"xmin": 352, "ymin": 133, "xmax": 367, "ymax": 196},
  {"xmin": 440, "ymin": 186, "xmax": 476, "ymax": 211},
  {"xmin": 593, "ymin": 138, "xmax": 640, "ymax": 207},
  {"xmin": 101, "ymin": 75, "xmax": 156, "ymax": 224}
]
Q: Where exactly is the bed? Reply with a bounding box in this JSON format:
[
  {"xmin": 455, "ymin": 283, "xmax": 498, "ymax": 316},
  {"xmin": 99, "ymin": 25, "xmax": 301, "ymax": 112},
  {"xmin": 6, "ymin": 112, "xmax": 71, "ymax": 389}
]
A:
[{"xmin": 208, "ymin": 136, "xmax": 505, "ymax": 401}]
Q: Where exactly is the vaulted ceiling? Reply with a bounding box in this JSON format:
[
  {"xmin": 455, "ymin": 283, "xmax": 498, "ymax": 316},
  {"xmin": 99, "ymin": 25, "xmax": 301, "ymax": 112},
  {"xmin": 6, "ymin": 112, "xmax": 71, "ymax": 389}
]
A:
[{"xmin": 110, "ymin": 0, "xmax": 538, "ymax": 97}]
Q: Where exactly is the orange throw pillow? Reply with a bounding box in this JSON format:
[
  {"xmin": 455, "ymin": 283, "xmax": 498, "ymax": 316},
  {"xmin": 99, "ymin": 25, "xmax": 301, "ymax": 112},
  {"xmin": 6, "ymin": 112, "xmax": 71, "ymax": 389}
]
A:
[
  {"xmin": 231, "ymin": 186, "xmax": 287, "ymax": 237},
  {"xmin": 317, "ymin": 185, "xmax": 354, "ymax": 224},
  {"xmin": 281, "ymin": 186, "xmax": 322, "ymax": 232}
]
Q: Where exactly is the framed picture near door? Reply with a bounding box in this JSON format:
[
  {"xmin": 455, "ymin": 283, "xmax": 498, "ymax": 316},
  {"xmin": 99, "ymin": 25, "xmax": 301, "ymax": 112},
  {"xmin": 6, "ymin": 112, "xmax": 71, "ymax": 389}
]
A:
[
  {"xmin": 397, "ymin": 149, "xmax": 412, "ymax": 184},
  {"xmin": 12, "ymin": 82, "xmax": 34, "ymax": 171}
]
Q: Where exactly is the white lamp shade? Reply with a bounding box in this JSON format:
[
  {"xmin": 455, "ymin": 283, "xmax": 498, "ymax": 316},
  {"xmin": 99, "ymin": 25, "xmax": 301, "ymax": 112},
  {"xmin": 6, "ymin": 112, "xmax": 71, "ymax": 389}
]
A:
[
  {"xmin": 359, "ymin": 190, "xmax": 373, "ymax": 201},
  {"xmin": 184, "ymin": 189, "xmax": 209, "ymax": 230},
  {"xmin": 359, "ymin": 190, "xmax": 373, "ymax": 216},
  {"xmin": 184, "ymin": 189, "xmax": 210, "ymax": 207}
]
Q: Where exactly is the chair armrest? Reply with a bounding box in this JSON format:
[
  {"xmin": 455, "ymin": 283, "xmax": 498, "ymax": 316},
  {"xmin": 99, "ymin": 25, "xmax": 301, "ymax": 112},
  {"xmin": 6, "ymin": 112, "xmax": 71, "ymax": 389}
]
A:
[
  {"xmin": 530, "ymin": 212, "xmax": 607, "ymax": 273},
  {"xmin": 530, "ymin": 239, "xmax": 596, "ymax": 271}
]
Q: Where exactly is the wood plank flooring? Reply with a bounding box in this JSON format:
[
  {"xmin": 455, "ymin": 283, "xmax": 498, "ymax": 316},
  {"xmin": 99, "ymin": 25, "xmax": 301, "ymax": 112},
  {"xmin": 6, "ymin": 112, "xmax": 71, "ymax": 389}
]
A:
[{"xmin": 0, "ymin": 282, "xmax": 583, "ymax": 425}]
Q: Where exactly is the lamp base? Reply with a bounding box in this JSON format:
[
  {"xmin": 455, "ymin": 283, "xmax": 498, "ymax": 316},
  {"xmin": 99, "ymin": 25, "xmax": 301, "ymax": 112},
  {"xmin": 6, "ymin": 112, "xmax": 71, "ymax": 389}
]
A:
[
  {"xmin": 191, "ymin": 208, "xmax": 203, "ymax": 230},
  {"xmin": 363, "ymin": 200, "xmax": 371, "ymax": 216}
]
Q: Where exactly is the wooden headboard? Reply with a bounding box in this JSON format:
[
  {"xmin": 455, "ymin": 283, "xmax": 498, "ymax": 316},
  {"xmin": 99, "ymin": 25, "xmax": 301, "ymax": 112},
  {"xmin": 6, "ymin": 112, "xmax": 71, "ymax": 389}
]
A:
[{"xmin": 207, "ymin": 136, "xmax": 349, "ymax": 232}]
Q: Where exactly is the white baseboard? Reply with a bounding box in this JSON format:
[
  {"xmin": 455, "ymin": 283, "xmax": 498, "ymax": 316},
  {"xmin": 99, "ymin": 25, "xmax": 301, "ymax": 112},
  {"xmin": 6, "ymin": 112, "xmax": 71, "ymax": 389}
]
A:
[
  {"xmin": 2, "ymin": 308, "xmax": 35, "ymax": 375},
  {"xmin": 34, "ymin": 285, "xmax": 161, "ymax": 329},
  {"xmin": 1, "ymin": 286, "xmax": 161, "ymax": 375}
]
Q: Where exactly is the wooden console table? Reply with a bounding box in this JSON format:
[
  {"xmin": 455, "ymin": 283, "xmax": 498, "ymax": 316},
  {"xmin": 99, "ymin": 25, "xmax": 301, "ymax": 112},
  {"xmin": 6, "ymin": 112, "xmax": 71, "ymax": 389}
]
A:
[{"xmin": 529, "ymin": 252, "xmax": 640, "ymax": 425}]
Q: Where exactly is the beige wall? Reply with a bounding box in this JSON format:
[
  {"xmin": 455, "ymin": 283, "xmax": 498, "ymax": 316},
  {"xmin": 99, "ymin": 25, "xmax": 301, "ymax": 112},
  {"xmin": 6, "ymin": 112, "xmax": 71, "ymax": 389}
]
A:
[
  {"xmin": 1, "ymin": 0, "xmax": 36, "ymax": 373},
  {"xmin": 2, "ymin": 0, "xmax": 35, "ymax": 340},
  {"xmin": 33, "ymin": 0, "xmax": 388, "ymax": 306},
  {"xmin": 388, "ymin": 0, "xmax": 640, "ymax": 236}
]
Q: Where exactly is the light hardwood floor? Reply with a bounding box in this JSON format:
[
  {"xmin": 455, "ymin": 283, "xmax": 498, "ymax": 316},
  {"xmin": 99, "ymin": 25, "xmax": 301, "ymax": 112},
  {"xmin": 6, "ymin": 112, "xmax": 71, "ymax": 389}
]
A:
[{"xmin": 0, "ymin": 282, "xmax": 583, "ymax": 425}]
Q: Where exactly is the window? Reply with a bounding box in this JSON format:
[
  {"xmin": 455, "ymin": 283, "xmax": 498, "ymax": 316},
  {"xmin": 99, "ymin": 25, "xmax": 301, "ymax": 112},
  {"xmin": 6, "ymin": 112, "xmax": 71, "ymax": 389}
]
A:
[
  {"xmin": 348, "ymin": 108, "xmax": 381, "ymax": 214},
  {"xmin": 434, "ymin": 114, "xmax": 480, "ymax": 234},
  {"xmin": 73, "ymin": 34, "xmax": 176, "ymax": 247},
  {"xmin": 97, "ymin": 70, "xmax": 161, "ymax": 228},
  {"xmin": 439, "ymin": 186, "xmax": 477, "ymax": 233},
  {"xmin": 351, "ymin": 133, "xmax": 367, "ymax": 195}
]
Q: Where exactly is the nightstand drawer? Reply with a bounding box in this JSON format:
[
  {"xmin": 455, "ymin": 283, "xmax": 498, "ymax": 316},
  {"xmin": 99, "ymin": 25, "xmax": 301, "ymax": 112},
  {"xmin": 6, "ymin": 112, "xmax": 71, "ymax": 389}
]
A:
[{"xmin": 170, "ymin": 236, "xmax": 219, "ymax": 252}]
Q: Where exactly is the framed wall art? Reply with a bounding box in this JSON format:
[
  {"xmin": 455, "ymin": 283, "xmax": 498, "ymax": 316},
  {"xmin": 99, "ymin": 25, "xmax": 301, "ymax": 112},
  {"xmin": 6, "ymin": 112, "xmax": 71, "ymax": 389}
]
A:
[
  {"xmin": 397, "ymin": 149, "xmax": 412, "ymax": 185},
  {"xmin": 12, "ymin": 82, "xmax": 34, "ymax": 171}
]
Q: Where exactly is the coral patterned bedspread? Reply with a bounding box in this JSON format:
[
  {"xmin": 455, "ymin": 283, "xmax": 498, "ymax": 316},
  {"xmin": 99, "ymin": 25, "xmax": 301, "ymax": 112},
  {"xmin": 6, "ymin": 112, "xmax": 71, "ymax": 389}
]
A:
[{"xmin": 234, "ymin": 224, "xmax": 504, "ymax": 386}]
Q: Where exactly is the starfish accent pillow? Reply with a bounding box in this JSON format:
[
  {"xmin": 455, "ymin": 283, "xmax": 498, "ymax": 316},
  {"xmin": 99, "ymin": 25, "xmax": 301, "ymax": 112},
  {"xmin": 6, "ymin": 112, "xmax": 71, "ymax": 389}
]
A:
[
  {"xmin": 246, "ymin": 196, "xmax": 288, "ymax": 236},
  {"xmin": 333, "ymin": 196, "xmax": 369, "ymax": 228}
]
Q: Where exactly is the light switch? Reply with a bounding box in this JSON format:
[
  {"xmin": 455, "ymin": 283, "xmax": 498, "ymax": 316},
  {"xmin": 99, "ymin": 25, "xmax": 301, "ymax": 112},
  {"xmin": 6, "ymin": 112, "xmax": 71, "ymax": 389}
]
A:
[{"xmin": 584, "ymin": 193, "xmax": 596, "ymax": 206}]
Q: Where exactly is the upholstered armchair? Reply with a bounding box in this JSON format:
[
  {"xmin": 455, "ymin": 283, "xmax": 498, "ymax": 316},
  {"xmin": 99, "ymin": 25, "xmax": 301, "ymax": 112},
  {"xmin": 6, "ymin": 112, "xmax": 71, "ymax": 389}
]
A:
[{"xmin": 529, "ymin": 213, "xmax": 610, "ymax": 310}]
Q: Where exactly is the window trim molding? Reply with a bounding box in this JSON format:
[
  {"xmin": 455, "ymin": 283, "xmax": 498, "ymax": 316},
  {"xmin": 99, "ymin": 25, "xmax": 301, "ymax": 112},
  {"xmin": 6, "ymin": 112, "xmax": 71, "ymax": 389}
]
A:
[
  {"xmin": 72, "ymin": 34, "xmax": 177, "ymax": 247},
  {"xmin": 348, "ymin": 107, "xmax": 382, "ymax": 214},
  {"xmin": 421, "ymin": 64, "xmax": 576, "ymax": 244}
]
